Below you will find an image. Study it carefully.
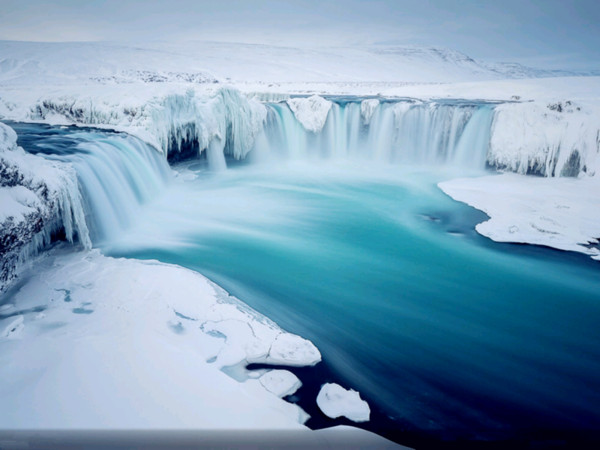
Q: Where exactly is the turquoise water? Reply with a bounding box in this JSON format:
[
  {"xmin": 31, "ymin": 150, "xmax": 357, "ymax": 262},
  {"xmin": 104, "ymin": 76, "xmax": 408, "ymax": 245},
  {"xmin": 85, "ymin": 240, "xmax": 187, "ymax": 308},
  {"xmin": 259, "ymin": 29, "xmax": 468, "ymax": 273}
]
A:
[
  {"xmin": 106, "ymin": 161, "xmax": 600, "ymax": 442},
  {"xmin": 9, "ymin": 120, "xmax": 600, "ymax": 445}
]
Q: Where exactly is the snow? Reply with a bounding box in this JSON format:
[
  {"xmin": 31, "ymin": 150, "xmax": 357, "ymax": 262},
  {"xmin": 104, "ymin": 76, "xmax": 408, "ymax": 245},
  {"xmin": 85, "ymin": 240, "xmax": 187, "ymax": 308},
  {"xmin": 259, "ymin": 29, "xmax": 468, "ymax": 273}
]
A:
[
  {"xmin": 0, "ymin": 246, "xmax": 319, "ymax": 428},
  {"xmin": 316, "ymin": 383, "xmax": 370, "ymax": 423},
  {"xmin": 259, "ymin": 370, "xmax": 302, "ymax": 398},
  {"xmin": 286, "ymin": 95, "xmax": 332, "ymax": 133},
  {"xmin": 0, "ymin": 124, "xmax": 90, "ymax": 244},
  {"xmin": 439, "ymin": 174, "xmax": 600, "ymax": 259},
  {"xmin": 360, "ymin": 99, "xmax": 380, "ymax": 125},
  {"xmin": 0, "ymin": 186, "xmax": 40, "ymax": 223},
  {"xmin": 488, "ymin": 101, "xmax": 600, "ymax": 177},
  {"xmin": 0, "ymin": 122, "xmax": 91, "ymax": 290},
  {"xmin": 1, "ymin": 37, "xmax": 600, "ymax": 437},
  {"xmin": 0, "ymin": 41, "xmax": 515, "ymax": 86}
]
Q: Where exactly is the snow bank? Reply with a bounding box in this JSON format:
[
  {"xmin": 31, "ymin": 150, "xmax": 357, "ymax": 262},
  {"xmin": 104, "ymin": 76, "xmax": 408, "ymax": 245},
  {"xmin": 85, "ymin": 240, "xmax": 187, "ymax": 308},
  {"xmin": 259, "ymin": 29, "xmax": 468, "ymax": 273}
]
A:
[
  {"xmin": 316, "ymin": 383, "xmax": 370, "ymax": 423},
  {"xmin": 0, "ymin": 123, "xmax": 90, "ymax": 291},
  {"xmin": 0, "ymin": 247, "xmax": 319, "ymax": 428},
  {"xmin": 489, "ymin": 101, "xmax": 600, "ymax": 177},
  {"xmin": 286, "ymin": 95, "xmax": 332, "ymax": 133},
  {"xmin": 439, "ymin": 173, "xmax": 600, "ymax": 260}
]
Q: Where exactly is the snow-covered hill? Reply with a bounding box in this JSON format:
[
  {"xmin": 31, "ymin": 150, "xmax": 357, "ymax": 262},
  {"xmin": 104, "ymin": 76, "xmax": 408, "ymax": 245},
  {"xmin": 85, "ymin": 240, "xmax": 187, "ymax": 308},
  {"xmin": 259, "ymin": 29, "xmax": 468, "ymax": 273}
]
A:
[{"xmin": 0, "ymin": 40, "xmax": 569, "ymax": 85}]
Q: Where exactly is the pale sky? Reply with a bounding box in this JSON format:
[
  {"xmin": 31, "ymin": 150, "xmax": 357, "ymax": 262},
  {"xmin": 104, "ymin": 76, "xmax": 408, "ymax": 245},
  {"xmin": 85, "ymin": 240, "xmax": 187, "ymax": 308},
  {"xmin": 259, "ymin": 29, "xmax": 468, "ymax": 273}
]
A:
[{"xmin": 0, "ymin": 0, "xmax": 598, "ymax": 70}]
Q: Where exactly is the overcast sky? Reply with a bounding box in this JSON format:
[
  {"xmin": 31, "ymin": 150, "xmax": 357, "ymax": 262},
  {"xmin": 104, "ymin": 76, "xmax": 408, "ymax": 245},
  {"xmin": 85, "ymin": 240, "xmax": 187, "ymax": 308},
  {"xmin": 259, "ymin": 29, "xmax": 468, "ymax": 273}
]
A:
[{"xmin": 0, "ymin": 0, "xmax": 598, "ymax": 70}]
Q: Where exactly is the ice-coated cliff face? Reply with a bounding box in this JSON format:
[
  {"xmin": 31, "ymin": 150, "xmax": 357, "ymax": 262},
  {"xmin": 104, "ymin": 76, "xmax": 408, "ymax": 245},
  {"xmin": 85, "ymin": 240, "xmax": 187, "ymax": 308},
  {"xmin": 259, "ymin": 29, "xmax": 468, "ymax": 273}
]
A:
[
  {"xmin": 20, "ymin": 85, "xmax": 600, "ymax": 179},
  {"xmin": 488, "ymin": 101, "xmax": 600, "ymax": 177},
  {"xmin": 0, "ymin": 123, "xmax": 90, "ymax": 291},
  {"xmin": 29, "ymin": 88, "xmax": 268, "ymax": 168},
  {"xmin": 150, "ymin": 88, "xmax": 267, "ymax": 167}
]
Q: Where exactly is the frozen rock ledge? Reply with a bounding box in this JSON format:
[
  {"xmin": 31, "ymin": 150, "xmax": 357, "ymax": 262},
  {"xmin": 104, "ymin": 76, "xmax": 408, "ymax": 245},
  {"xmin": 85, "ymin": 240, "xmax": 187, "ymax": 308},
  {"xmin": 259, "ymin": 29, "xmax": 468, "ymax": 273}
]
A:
[
  {"xmin": 316, "ymin": 383, "xmax": 371, "ymax": 423},
  {"xmin": 286, "ymin": 95, "xmax": 332, "ymax": 133}
]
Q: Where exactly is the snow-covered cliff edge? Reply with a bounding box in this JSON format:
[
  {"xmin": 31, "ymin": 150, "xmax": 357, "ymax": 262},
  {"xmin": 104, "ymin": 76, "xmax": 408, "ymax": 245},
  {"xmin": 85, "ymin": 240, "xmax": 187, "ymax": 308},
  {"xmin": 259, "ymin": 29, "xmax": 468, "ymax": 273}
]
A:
[
  {"xmin": 0, "ymin": 123, "xmax": 90, "ymax": 291},
  {"xmin": 488, "ymin": 100, "xmax": 600, "ymax": 177}
]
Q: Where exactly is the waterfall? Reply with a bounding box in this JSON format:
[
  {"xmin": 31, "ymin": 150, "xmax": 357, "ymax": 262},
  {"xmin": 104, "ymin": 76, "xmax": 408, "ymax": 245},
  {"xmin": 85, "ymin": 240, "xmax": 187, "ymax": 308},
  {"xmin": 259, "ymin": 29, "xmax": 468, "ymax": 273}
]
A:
[
  {"xmin": 250, "ymin": 99, "xmax": 495, "ymax": 168},
  {"xmin": 8, "ymin": 97, "xmax": 496, "ymax": 254},
  {"xmin": 71, "ymin": 133, "xmax": 171, "ymax": 243},
  {"xmin": 16, "ymin": 127, "xmax": 172, "ymax": 245}
]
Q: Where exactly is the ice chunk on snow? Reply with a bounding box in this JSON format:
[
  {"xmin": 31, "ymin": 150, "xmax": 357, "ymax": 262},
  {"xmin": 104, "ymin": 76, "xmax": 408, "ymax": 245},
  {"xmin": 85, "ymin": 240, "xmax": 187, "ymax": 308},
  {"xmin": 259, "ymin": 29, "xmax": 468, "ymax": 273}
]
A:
[
  {"xmin": 316, "ymin": 383, "xmax": 370, "ymax": 423},
  {"xmin": 360, "ymin": 99, "xmax": 380, "ymax": 125},
  {"xmin": 260, "ymin": 370, "xmax": 302, "ymax": 398},
  {"xmin": 286, "ymin": 95, "xmax": 332, "ymax": 133},
  {"xmin": 262, "ymin": 332, "xmax": 321, "ymax": 367}
]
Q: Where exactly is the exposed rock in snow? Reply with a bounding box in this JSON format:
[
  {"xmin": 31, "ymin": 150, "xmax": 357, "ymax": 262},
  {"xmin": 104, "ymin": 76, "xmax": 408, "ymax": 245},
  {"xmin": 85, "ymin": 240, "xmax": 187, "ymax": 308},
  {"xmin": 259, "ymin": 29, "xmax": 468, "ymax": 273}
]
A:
[
  {"xmin": 360, "ymin": 99, "xmax": 380, "ymax": 125},
  {"xmin": 0, "ymin": 123, "xmax": 90, "ymax": 291},
  {"xmin": 90, "ymin": 69, "xmax": 218, "ymax": 85},
  {"xmin": 260, "ymin": 370, "xmax": 302, "ymax": 398},
  {"xmin": 316, "ymin": 383, "xmax": 370, "ymax": 423},
  {"xmin": 439, "ymin": 173, "xmax": 600, "ymax": 259},
  {"xmin": 286, "ymin": 95, "xmax": 332, "ymax": 133},
  {"xmin": 0, "ymin": 247, "xmax": 317, "ymax": 429}
]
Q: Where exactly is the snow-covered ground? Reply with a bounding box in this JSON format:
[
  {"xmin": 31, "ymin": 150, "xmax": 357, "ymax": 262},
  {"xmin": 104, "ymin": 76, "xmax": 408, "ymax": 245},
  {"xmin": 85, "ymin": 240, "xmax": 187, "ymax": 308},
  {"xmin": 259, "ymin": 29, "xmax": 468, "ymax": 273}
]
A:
[
  {"xmin": 0, "ymin": 246, "xmax": 319, "ymax": 428},
  {"xmin": 440, "ymin": 174, "xmax": 600, "ymax": 260}
]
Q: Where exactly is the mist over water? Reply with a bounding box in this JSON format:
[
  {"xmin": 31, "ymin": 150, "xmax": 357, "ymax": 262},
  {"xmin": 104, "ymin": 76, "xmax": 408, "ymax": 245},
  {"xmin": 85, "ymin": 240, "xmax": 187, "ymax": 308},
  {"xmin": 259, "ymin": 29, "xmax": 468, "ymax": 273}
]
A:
[{"xmin": 8, "ymin": 104, "xmax": 600, "ymax": 444}]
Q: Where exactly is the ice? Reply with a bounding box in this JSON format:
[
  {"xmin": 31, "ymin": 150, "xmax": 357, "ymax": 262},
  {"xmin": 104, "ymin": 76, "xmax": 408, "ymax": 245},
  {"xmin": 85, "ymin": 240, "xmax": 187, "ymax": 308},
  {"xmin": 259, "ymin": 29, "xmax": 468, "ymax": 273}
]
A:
[
  {"xmin": 150, "ymin": 88, "xmax": 267, "ymax": 162},
  {"xmin": 439, "ymin": 173, "xmax": 600, "ymax": 259},
  {"xmin": 259, "ymin": 370, "xmax": 302, "ymax": 398},
  {"xmin": 0, "ymin": 247, "xmax": 321, "ymax": 429},
  {"xmin": 261, "ymin": 332, "xmax": 321, "ymax": 367},
  {"xmin": 316, "ymin": 383, "xmax": 371, "ymax": 423},
  {"xmin": 360, "ymin": 99, "xmax": 379, "ymax": 125},
  {"xmin": 488, "ymin": 101, "xmax": 600, "ymax": 177},
  {"xmin": 286, "ymin": 95, "xmax": 332, "ymax": 133},
  {"xmin": 0, "ymin": 122, "xmax": 91, "ymax": 291},
  {"xmin": 0, "ymin": 186, "xmax": 40, "ymax": 224}
]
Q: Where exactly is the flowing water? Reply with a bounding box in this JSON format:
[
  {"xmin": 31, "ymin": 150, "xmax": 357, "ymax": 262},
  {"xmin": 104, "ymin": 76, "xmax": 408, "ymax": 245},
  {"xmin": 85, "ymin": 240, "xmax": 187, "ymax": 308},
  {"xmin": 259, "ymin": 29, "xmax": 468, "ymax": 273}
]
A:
[{"xmin": 6, "ymin": 100, "xmax": 600, "ymax": 446}]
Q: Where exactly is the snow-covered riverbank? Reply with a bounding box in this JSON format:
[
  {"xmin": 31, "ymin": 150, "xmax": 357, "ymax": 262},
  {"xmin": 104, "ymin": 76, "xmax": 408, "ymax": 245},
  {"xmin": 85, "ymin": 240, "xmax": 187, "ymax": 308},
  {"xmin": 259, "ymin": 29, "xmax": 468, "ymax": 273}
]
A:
[{"xmin": 0, "ymin": 245, "xmax": 319, "ymax": 428}]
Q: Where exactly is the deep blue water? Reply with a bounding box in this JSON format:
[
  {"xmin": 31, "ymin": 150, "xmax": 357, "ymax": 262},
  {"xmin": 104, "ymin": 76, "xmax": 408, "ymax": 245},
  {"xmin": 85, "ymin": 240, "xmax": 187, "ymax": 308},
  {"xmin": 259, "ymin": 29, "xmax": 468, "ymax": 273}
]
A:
[
  {"xmin": 111, "ymin": 163, "xmax": 600, "ymax": 445},
  {"xmin": 8, "ymin": 120, "xmax": 600, "ymax": 448}
]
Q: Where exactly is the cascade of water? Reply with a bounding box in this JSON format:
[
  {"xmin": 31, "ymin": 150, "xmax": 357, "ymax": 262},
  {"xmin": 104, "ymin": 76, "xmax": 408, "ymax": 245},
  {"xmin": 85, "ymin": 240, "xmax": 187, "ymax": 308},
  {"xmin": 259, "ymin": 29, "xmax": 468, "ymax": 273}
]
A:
[
  {"xmin": 20, "ymin": 128, "xmax": 172, "ymax": 245},
  {"xmin": 10, "ymin": 98, "xmax": 495, "ymax": 250},
  {"xmin": 254, "ymin": 100, "xmax": 495, "ymax": 168},
  {"xmin": 71, "ymin": 133, "xmax": 171, "ymax": 243}
]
